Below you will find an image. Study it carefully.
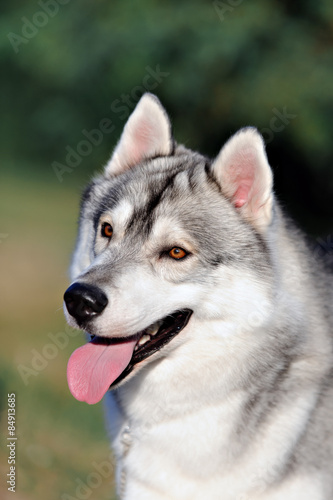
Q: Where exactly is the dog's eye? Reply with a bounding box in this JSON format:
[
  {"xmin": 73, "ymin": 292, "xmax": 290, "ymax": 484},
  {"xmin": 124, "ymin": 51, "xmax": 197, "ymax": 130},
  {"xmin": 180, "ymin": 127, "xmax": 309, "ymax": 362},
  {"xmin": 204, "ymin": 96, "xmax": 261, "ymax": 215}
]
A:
[
  {"xmin": 101, "ymin": 222, "xmax": 113, "ymax": 239},
  {"xmin": 168, "ymin": 247, "xmax": 188, "ymax": 260}
]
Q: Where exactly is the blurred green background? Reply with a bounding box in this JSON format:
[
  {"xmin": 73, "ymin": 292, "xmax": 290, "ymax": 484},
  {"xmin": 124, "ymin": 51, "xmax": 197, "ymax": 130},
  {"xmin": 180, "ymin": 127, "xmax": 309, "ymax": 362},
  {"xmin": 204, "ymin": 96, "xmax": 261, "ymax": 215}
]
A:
[{"xmin": 1, "ymin": 1, "xmax": 333, "ymax": 499}]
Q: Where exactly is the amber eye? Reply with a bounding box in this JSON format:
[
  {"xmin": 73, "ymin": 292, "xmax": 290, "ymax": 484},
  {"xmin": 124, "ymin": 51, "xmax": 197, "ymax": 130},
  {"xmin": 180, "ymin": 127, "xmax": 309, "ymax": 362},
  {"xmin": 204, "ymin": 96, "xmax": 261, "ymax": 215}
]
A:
[
  {"xmin": 168, "ymin": 247, "xmax": 188, "ymax": 260},
  {"xmin": 101, "ymin": 222, "xmax": 113, "ymax": 239}
]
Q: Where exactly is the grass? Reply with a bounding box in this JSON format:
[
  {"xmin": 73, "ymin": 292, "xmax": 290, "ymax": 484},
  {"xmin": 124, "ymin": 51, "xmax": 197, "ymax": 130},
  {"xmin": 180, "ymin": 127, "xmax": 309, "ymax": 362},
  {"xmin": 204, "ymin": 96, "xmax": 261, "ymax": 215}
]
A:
[{"xmin": 0, "ymin": 168, "xmax": 117, "ymax": 500}]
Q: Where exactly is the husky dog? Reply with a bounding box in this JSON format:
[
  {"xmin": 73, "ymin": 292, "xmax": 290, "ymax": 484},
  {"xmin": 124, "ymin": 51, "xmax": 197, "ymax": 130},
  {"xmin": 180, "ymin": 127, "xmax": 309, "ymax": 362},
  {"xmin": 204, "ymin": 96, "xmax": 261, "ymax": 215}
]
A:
[{"xmin": 64, "ymin": 93, "xmax": 333, "ymax": 499}]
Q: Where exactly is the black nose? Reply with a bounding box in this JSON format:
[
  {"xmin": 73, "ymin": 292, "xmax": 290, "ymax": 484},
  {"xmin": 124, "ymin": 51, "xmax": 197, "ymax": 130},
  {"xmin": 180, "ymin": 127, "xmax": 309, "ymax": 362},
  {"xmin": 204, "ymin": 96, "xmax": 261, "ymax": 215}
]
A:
[{"xmin": 64, "ymin": 282, "xmax": 108, "ymax": 324}]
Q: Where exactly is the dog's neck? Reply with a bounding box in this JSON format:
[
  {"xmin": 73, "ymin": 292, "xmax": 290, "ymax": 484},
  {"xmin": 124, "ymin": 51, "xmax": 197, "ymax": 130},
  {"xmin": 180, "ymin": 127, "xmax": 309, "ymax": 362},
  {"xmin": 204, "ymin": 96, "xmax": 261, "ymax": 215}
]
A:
[{"xmin": 106, "ymin": 314, "xmax": 323, "ymax": 500}]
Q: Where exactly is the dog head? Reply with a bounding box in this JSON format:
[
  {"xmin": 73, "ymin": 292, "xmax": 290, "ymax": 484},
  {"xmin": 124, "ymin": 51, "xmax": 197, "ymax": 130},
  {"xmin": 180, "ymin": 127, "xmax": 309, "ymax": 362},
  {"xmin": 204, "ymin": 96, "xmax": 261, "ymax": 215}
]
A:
[{"xmin": 64, "ymin": 93, "xmax": 275, "ymax": 403}]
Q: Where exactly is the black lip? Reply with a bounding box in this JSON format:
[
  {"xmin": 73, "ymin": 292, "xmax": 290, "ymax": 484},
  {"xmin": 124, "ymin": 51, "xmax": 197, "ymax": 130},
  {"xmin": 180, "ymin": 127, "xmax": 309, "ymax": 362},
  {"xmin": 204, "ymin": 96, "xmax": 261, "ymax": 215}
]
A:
[
  {"xmin": 90, "ymin": 333, "xmax": 139, "ymax": 345},
  {"xmin": 91, "ymin": 309, "xmax": 192, "ymax": 388},
  {"xmin": 132, "ymin": 309, "xmax": 192, "ymax": 363}
]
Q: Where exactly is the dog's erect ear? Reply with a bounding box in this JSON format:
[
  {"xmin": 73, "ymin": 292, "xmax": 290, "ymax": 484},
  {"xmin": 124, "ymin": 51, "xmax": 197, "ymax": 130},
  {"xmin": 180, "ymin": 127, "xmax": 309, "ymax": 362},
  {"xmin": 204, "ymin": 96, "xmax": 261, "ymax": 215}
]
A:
[
  {"xmin": 211, "ymin": 128, "xmax": 273, "ymax": 231},
  {"xmin": 105, "ymin": 93, "xmax": 173, "ymax": 177}
]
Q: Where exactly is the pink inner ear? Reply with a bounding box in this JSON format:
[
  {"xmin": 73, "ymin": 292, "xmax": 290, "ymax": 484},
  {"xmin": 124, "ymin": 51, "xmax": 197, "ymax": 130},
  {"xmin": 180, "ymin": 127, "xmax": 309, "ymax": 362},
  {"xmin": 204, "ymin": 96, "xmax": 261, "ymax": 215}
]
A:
[
  {"xmin": 128, "ymin": 121, "xmax": 157, "ymax": 166},
  {"xmin": 228, "ymin": 150, "xmax": 256, "ymax": 208},
  {"xmin": 234, "ymin": 185, "xmax": 251, "ymax": 208}
]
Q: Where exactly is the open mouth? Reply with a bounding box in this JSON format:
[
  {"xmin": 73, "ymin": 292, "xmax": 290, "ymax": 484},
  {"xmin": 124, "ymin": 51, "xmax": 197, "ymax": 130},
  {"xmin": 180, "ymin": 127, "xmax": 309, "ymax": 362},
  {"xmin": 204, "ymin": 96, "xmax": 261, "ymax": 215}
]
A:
[
  {"xmin": 67, "ymin": 309, "xmax": 192, "ymax": 404},
  {"xmin": 90, "ymin": 309, "xmax": 193, "ymax": 386},
  {"xmin": 112, "ymin": 309, "xmax": 192, "ymax": 386}
]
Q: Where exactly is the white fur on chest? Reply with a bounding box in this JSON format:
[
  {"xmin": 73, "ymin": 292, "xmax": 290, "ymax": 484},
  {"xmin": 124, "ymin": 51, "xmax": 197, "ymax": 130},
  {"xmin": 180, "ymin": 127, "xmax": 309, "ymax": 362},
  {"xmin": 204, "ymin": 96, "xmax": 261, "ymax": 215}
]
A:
[
  {"xmin": 105, "ymin": 327, "xmax": 321, "ymax": 500},
  {"xmin": 112, "ymin": 386, "xmax": 245, "ymax": 499},
  {"xmin": 107, "ymin": 386, "xmax": 321, "ymax": 500}
]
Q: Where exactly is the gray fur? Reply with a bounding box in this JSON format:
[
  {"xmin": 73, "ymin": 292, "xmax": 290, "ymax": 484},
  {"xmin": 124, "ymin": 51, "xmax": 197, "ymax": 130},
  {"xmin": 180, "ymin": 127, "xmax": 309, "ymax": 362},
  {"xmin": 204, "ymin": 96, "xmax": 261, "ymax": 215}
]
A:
[{"xmin": 65, "ymin": 93, "xmax": 333, "ymax": 499}]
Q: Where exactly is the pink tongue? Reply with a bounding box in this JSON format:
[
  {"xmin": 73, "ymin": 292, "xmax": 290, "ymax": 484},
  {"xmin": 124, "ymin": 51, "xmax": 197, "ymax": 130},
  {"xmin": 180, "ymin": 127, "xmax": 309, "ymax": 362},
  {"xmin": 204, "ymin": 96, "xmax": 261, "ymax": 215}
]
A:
[{"xmin": 67, "ymin": 339, "xmax": 136, "ymax": 404}]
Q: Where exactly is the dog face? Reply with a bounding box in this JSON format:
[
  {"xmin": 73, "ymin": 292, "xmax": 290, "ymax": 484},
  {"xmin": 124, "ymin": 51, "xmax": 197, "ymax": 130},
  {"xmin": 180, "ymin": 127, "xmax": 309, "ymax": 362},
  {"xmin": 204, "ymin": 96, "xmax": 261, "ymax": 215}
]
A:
[{"xmin": 64, "ymin": 93, "xmax": 274, "ymax": 402}]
